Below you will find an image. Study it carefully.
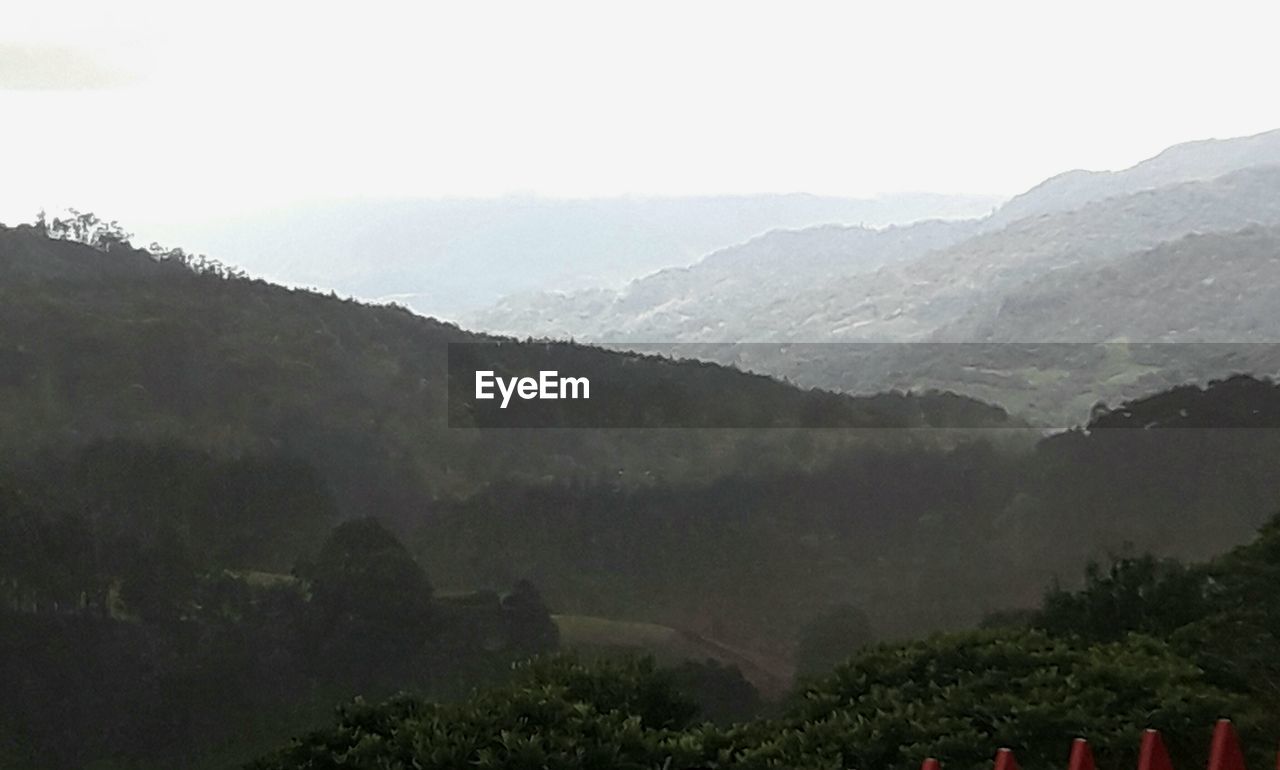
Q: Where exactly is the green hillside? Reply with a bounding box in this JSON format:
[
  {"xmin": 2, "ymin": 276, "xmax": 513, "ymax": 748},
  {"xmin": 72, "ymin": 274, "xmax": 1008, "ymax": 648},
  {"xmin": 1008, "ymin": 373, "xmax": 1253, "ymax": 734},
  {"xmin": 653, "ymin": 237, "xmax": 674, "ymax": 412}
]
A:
[
  {"xmin": 6, "ymin": 220, "xmax": 1280, "ymax": 769},
  {"xmin": 0, "ymin": 222, "xmax": 1015, "ymax": 516}
]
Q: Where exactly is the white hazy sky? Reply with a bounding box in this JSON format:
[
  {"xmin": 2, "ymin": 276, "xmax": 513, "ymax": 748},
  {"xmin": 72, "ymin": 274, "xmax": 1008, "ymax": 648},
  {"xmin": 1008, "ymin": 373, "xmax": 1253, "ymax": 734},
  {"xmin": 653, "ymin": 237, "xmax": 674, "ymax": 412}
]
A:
[{"xmin": 3, "ymin": 0, "xmax": 1280, "ymax": 226}]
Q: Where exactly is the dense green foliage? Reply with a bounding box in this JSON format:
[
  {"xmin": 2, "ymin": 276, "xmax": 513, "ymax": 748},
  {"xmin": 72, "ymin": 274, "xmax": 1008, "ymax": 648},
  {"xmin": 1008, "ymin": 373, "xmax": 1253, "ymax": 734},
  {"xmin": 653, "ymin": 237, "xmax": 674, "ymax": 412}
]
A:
[
  {"xmin": 253, "ymin": 629, "xmax": 1244, "ymax": 770},
  {"xmin": 253, "ymin": 512, "xmax": 1280, "ymax": 770},
  {"xmin": 416, "ymin": 403, "xmax": 1280, "ymax": 642},
  {"xmin": 781, "ymin": 631, "xmax": 1242, "ymax": 770},
  {"xmin": 249, "ymin": 657, "xmax": 714, "ymax": 770},
  {"xmin": 0, "ymin": 466, "xmax": 559, "ymax": 768},
  {"xmin": 0, "ymin": 439, "xmax": 336, "ymax": 615},
  {"xmin": 256, "ymin": 515, "xmax": 1280, "ymax": 769},
  {"xmin": 1035, "ymin": 513, "xmax": 1280, "ymax": 746}
]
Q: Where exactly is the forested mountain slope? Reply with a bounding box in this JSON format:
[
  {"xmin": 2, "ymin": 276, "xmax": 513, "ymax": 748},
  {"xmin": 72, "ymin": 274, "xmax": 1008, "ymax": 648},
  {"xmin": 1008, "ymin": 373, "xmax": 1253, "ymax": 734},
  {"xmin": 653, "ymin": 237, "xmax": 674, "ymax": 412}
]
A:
[
  {"xmin": 0, "ymin": 223, "xmax": 1016, "ymax": 518},
  {"xmin": 938, "ymin": 224, "xmax": 1280, "ymax": 342},
  {"xmin": 416, "ymin": 375, "xmax": 1280, "ymax": 646},
  {"xmin": 7, "ymin": 221, "xmax": 1280, "ymax": 769}
]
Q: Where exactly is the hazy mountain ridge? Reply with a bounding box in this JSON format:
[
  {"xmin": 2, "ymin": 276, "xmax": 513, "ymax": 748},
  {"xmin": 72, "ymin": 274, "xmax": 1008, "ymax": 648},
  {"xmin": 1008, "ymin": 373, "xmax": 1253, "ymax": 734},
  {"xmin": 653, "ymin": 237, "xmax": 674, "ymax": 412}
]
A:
[
  {"xmin": 467, "ymin": 132, "xmax": 1280, "ymax": 423},
  {"xmin": 476, "ymin": 164, "xmax": 1280, "ymax": 345},
  {"xmin": 473, "ymin": 129, "xmax": 1280, "ymax": 345},
  {"xmin": 699, "ymin": 205, "xmax": 1280, "ymax": 424},
  {"xmin": 468, "ymin": 218, "xmax": 984, "ymax": 340},
  {"xmin": 939, "ymin": 224, "xmax": 1280, "ymax": 342},
  {"xmin": 797, "ymin": 164, "xmax": 1280, "ymax": 342},
  {"xmin": 137, "ymin": 193, "xmax": 1000, "ymax": 319},
  {"xmin": 989, "ymin": 128, "xmax": 1280, "ymax": 227}
]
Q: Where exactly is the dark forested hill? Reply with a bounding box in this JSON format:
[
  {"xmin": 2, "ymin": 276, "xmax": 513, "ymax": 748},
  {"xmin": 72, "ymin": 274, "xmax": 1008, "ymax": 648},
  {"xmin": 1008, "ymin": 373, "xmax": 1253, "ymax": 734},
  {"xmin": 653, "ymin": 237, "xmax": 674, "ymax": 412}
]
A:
[
  {"xmin": 0, "ymin": 223, "xmax": 1016, "ymax": 518},
  {"xmin": 0, "ymin": 220, "xmax": 1017, "ymax": 767},
  {"xmin": 6, "ymin": 221, "xmax": 1280, "ymax": 770},
  {"xmin": 407, "ymin": 374, "xmax": 1280, "ymax": 661}
]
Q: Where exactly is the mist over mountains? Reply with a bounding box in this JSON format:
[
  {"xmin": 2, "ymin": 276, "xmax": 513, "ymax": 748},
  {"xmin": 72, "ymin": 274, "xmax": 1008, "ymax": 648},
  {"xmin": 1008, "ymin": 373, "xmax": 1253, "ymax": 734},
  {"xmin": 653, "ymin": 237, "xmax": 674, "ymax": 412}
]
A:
[
  {"xmin": 987, "ymin": 127, "xmax": 1280, "ymax": 226},
  {"xmin": 134, "ymin": 193, "xmax": 1000, "ymax": 319},
  {"xmin": 469, "ymin": 129, "xmax": 1280, "ymax": 422}
]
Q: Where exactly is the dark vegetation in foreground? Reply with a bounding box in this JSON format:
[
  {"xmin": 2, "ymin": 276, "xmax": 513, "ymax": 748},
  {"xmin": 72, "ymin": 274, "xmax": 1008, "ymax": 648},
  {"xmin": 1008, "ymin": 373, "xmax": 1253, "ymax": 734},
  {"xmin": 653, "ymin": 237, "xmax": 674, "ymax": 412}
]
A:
[
  {"xmin": 4, "ymin": 217, "xmax": 1280, "ymax": 767},
  {"xmin": 253, "ymin": 515, "xmax": 1280, "ymax": 770}
]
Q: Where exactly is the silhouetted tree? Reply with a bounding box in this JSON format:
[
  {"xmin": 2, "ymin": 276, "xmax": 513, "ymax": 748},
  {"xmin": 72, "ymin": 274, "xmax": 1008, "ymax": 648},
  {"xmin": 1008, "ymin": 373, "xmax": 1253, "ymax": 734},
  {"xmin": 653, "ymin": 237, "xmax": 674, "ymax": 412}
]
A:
[
  {"xmin": 301, "ymin": 518, "xmax": 434, "ymax": 685},
  {"xmin": 501, "ymin": 578, "xmax": 559, "ymax": 656}
]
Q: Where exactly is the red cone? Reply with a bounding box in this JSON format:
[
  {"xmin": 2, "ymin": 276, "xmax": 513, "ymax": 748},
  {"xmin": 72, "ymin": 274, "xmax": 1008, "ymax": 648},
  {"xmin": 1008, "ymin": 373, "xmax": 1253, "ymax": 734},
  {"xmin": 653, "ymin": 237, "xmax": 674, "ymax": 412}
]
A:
[
  {"xmin": 922, "ymin": 758, "xmax": 942, "ymax": 770},
  {"xmin": 1139, "ymin": 730, "xmax": 1175, "ymax": 770},
  {"xmin": 995, "ymin": 748, "xmax": 1021, "ymax": 770},
  {"xmin": 1208, "ymin": 720, "xmax": 1246, "ymax": 770},
  {"xmin": 1070, "ymin": 738, "xmax": 1097, "ymax": 770}
]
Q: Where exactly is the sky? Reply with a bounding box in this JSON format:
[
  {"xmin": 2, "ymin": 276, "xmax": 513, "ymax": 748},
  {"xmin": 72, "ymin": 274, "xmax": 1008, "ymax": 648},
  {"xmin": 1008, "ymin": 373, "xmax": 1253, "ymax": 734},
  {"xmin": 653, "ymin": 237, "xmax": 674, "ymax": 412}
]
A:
[{"xmin": 3, "ymin": 0, "xmax": 1280, "ymax": 228}]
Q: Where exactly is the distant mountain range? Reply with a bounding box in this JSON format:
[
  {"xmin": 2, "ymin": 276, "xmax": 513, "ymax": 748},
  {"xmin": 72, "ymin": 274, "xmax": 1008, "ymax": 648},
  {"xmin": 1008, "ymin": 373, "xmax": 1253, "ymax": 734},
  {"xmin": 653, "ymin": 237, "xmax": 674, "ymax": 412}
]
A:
[
  {"xmin": 939, "ymin": 224, "xmax": 1280, "ymax": 343},
  {"xmin": 987, "ymin": 128, "xmax": 1280, "ymax": 227},
  {"xmin": 469, "ymin": 129, "xmax": 1280, "ymax": 422},
  {"xmin": 133, "ymin": 193, "xmax": 1001, "ymax": 318}
]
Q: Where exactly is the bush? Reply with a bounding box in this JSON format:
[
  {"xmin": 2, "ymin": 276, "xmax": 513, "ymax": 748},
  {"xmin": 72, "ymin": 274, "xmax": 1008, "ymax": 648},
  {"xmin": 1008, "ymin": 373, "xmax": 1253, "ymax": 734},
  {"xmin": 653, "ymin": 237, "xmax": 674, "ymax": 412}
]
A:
[
  {"xmin": 253, "ymin": 632, "xmax": 1247, "ymax": 770},
  {"xmin": 780, "ymin": 629, "xmax": 1246, "ymax": 770},
  {"xmin": 249, "ymin": 655, "xmax": 720, "ymax": 770}
]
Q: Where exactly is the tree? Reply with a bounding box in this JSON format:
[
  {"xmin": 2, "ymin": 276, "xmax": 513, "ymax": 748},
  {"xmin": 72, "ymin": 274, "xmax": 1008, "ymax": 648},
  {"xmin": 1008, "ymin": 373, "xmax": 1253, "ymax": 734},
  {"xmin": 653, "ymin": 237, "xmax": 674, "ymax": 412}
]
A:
[
  {"xmin": 1037, "ymin": 554, "xmax": 1211, "ymax": 642},
  {"xmin": 301, "ymin": 518, "xmax": 434, "ymax": 685},
  {"xmin": 501, "ymin": 578, "xmax": 560, "ymax": 656},
  {"xmin": 46, "ymin": 208, "xmax": 132, "ymax": 251},
  {"xmin": 669, "ymin": 659, "xmax": 762, "ymax": 725},
  {"xmin": 1032, "ymin": 515, "xmax": 1280, "ymax": 758}
]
